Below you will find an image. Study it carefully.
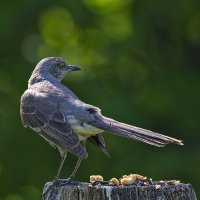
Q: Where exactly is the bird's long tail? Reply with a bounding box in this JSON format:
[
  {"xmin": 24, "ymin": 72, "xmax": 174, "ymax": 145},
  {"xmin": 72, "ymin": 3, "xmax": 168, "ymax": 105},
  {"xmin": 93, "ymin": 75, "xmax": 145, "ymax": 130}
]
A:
[{"xmin": 89, "ymin": 116, "xmax": 183, "ymax": 147}]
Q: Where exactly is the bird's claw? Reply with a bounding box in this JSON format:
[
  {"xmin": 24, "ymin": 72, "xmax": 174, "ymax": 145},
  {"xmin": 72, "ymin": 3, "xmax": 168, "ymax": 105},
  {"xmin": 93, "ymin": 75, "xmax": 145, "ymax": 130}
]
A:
[
  {"xmin": 42, "ymin": 177, "xmax": 81, "ymax": 199},
  {"xmin": 58, "ymin": 177, "xmax": 72, "ymax": 185},
  {"xmin": 59, "ymin": 177, "xmax": 80, "ymax": 186},
  {"xmin": 42, "ymin": 178, "xmax": 64, "ymax": 200}
]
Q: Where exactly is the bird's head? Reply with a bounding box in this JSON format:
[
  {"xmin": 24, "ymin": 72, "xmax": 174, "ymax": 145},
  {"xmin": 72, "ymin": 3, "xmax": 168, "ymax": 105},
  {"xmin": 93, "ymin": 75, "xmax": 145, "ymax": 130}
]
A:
[{"xmin": 34, "ymin": 57, "xmax": 81, "ymax": 81}]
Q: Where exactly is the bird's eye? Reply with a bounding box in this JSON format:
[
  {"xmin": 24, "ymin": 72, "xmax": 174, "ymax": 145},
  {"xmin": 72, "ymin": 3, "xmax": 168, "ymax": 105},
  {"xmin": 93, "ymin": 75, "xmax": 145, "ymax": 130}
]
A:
[{"xmin": 60, "ymin": 62, "xmax": 65, "ymax": 68}]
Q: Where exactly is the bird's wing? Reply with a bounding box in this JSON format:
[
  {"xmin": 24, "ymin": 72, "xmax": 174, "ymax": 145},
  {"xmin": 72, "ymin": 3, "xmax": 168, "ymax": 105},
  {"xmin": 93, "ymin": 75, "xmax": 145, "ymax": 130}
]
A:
[
  {"xmin": 86, "ymin": 108, "xmax": 183, "ymax": 147},
  {"xmin": 20, "ymin": 91, "xmax": 87, "ymax": 158},
  {"xmin": 88, "ymin": 134, "xmax": 110, "ymax": 157}
]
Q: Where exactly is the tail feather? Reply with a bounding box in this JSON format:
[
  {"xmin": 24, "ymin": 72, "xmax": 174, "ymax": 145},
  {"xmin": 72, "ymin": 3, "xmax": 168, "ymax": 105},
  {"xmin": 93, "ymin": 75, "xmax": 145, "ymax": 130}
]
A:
[{"xmin": 89, "ymin": 116, "xmax": 183, "ymax": 147}]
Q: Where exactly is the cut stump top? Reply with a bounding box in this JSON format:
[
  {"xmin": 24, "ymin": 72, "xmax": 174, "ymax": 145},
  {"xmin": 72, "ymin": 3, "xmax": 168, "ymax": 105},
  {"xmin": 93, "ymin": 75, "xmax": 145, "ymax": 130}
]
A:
[{"xmin": 43, "ymin": 181, "xmax": 197, "ymax": 200}]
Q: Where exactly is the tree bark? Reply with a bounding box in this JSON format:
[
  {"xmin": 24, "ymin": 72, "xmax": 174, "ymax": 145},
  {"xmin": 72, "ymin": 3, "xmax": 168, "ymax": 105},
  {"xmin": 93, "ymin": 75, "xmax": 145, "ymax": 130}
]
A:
[{"xmin": 42, "ymin": 181, "xmax": 197, "ymax": 200}]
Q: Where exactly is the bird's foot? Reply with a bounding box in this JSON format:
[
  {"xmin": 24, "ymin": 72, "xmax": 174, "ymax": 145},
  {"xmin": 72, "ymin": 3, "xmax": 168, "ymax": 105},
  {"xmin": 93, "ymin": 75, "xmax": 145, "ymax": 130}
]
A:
[
  {"xmin": 54, "ymin": 177, "xmax": 72, "ymax": 186},
  {"xmin": 42, "ymin": 177, "xmax": 82, "ymax": 199},
  {"xmin": 59, "ymin": 176, "xmax": 80, "ymax": 186}
]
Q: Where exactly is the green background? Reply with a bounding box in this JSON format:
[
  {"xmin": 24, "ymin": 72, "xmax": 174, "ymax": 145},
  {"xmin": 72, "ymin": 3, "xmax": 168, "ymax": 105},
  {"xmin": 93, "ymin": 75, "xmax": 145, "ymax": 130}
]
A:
[{"xmin": 0, "ymin": 0, "xmax": 200, "ymax": 199}]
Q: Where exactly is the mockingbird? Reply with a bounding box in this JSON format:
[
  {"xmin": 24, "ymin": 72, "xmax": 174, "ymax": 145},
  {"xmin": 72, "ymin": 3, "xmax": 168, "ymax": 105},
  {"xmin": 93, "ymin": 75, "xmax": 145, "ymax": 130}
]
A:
[{"xmin": 20, "ymin": 57, "xmax": 183, "ymax": 184}]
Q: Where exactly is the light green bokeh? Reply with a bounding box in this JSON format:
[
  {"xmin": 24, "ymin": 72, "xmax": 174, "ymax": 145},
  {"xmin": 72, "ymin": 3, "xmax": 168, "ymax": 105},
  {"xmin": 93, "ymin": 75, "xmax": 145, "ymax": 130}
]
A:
[
  {"xmin": 39, "ymin": 7, "xmax": 77, "ymax": 48},
  {"xmin": 83, "ymin": 0, "xmax": 132, "ymax": 14}
]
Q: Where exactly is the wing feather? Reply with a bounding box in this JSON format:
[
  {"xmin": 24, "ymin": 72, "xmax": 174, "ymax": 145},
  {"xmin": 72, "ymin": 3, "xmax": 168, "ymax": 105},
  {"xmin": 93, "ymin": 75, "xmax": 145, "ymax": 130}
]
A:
[{"xmin": 21, "ymin": 105, "xmax": 87, "ymax": 158}]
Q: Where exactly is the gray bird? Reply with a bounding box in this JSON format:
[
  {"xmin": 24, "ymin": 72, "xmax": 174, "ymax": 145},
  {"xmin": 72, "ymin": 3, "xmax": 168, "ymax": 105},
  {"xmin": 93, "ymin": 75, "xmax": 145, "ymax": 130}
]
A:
[{"xmin": 20, "ymin": 57, "xmax": 183, "ymax": 185}]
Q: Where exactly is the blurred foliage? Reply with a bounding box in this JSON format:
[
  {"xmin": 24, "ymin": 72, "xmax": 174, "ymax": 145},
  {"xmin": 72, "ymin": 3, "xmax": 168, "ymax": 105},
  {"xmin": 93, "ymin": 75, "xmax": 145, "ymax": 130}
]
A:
[{"xmin": 0, "ymin": 0, "xmax": 200, "ymax": 199}]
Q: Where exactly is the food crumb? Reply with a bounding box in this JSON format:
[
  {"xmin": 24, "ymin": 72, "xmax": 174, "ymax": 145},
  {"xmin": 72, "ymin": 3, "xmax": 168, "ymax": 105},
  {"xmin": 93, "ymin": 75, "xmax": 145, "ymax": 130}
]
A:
[
  {"xmin": 165, "ymin": 180, "xmax": 180, "ymax": 185},
  {"xmin": 90, "ymin": 175, "xmax": 103, "ymax": 182},
  {"xmin": 129, "ymin": 174, "xmax": 145, "ymax": 181},
  {"xmin": 143, "ymin": 182, "xmax": 149, "ymax": 186},
  {"xmin": 89, "ymin": 174, "xmax": 181, "ymax": 188},
  {"xmin": 120, "ymin": 177, "xmax": 136, "ymax": 185},
  {"xmin": 110, "ymin": 178, "xmax": 120, "ymax": 186},
  {"xmin": 155, "ymin": 184, "xmax": 161, "ymax": 189}
]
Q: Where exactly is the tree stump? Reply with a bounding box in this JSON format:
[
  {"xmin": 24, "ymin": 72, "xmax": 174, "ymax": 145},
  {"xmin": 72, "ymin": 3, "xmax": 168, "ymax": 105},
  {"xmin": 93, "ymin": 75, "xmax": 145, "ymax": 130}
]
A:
[{"xmin": 42, "ymin": 180, "xmax": 197, "ymax": 200}]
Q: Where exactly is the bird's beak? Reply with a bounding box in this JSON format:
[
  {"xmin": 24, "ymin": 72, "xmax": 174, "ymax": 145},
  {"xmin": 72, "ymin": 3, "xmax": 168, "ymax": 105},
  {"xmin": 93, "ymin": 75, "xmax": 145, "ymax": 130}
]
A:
[{"xmin": 69, "ymin": 65, "xmax": 81, "ymax": 71}]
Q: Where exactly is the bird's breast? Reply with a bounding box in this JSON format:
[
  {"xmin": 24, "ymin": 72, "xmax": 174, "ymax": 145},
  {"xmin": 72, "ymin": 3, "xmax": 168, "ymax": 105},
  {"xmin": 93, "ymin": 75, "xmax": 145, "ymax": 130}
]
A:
[{"xmin": 67, "ymin": 115, "xmax": 103, "ymax": 141}]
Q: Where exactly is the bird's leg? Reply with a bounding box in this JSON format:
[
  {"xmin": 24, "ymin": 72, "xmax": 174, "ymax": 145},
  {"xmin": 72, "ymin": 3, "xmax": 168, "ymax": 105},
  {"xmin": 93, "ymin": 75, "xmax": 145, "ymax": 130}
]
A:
[
  {"xmin": 42, "ymin": 151, "xmax": 67, "ymax": 199},
  {"xmin": 54, "ymin": 151, "xmax": 67, "ymax": 182},
  {"xmin": 62, "ymin": 141, "xmax": 85, "ymax": 184},
  {"xmin": 59, "ymin": 158, "xmax": 83, "ymax": 186},
  {"xmin": 68, "ymin": 158, "xmax": 82, "ymax": 181}
]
